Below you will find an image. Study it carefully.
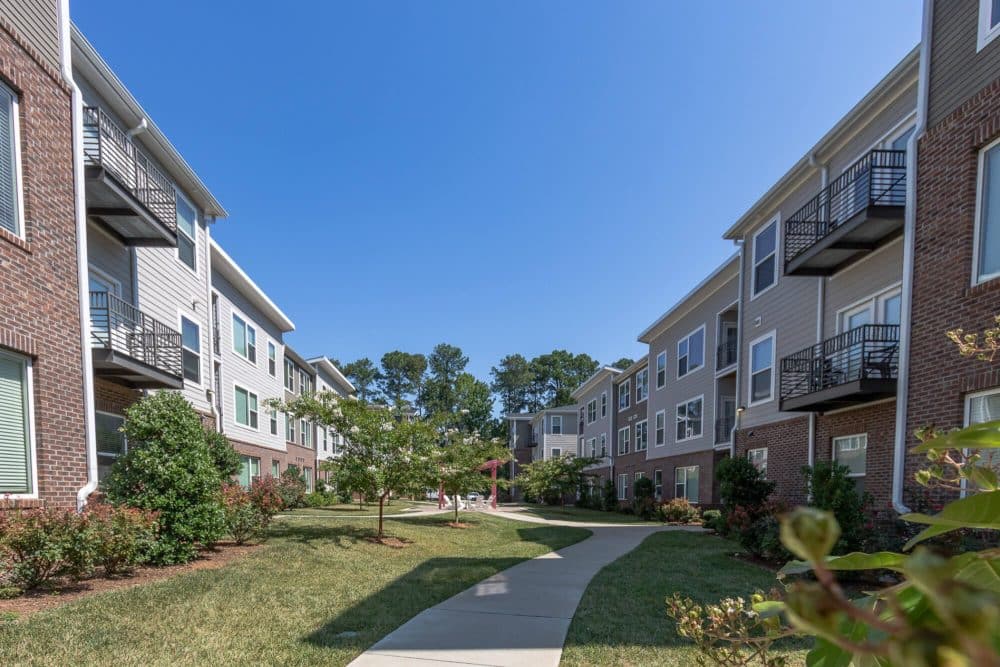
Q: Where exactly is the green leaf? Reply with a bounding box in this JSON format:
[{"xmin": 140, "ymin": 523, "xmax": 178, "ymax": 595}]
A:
[
  {"xmin": 902, "ymin": 491, "xmax": 1000, "ymax": 549},
  {"xmin": 951, "ymin": 552, "xmax": 1000, "ymax": 594},
  {"xmin": 752, "ymin": 599, "xmax": 785, "ymax": 618},
  {"xmin": 967, "ymin": 464, "xmax": 999, "ymax": 492},
  {"xmin": 912, "ymin": 420, "xmax": 1000, "ymax": 452},
  {"xmin": 779, "ymin": 551, "xmax": 906, "ymax": 578},
  {"xmin": 806, "ymin": 637, "xmax": 853, "ymax": 667}
]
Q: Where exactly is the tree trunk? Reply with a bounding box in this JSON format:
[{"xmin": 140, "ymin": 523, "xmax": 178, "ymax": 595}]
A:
[
  {"xmin": 378, "ymin": 494, "xmax": 386, "ymax": 538},
  {"xmin": 454, "ymin": 495, "xmax": 459, "ymax": 523}
]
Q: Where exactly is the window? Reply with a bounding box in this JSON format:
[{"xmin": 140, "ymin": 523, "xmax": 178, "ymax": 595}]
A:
[
  {"xmin": 752, "ymin": 218, "xmax": 778, "ymax": 296},
  {"xmin": 967, "ymin": 389, "xmax": 1000, "ymax": 424},
  {"xmin": 635, "ymin": 420, "xmax": 648, "ymax": 451},
  {"xmin": 238, "ymin": 455, "xmax": 260, "ymax": 488},
  {"xmin": 677, "ymin": 327, "xmax": 705, "ymax": 377},
  {"xmin": 601, "ymin": 391, "xmax": 607, "ymax": 417},
  {"xmin": 300, "ymin": 419, "xmax": 310, "ymax": 447},
  {"xmin": 588, "ymin": 438, "xmax": 596, "ymax": 458},
  {"xmin": 95, "ymin": 411, "xmax": 126, "ymax": 481},
  {"xmin": 618, "ymin": 380, "xmax": 631, "ymax": 410},
  {"xmin": 654, "ymin": 410, "xmax": 666, "ymax": 446},
  {"xmin": 285, "ymin": 414, "xmax": 295, "ymax": 442},
  {"xmin": 653, "ymin": 469, "xmax": 662, "ymax": 499},
  {"xmin": 232, "ymin": 314, "xmax": 257, "ymax": 363},
  {"xmin": 0, "ymin": 83, "xmax": 23, "ymax": 237},
  {"xmin": 749, "ymin": 333, "xmax": 775, "ymax": 404},
  {"xmin": 299, "ymin": 369, "xmax": 311, "ymax": 394},
  {"xmin": 636, "ymin": 367, "xmax": 649, "ymax": 402},
  {"xmin": 551, "ymin": 415, "xmax": 562, "ymax": 434},
  {"xmin": 675, "ymin": 466, "xmax": 700, "ymax": 503},
  {"xmin": 271, "ymin": 460, "xmax": 280, "ymax": 477},
  {"xmin": 599, "ymin": 433, "xmax": 607, "ymax": 457},
  {"xmin": 617, "ymin": 426, "xmax": 630, "ymax": 455},
  {"xmin": 833, "ymin": 434, "xmax": 867, "ymax": 478},
  {"xmin": 975, "ymin": 138, "xmax": 1000, "ymax": 283},
  {"xmin": 180, "ymin": 316, "xmax": 200, "ymax": 383},
  {"xmin": 0, "ymin": 352, "xmax": 32, "ymax": 495},
  {"xmin": 655, "ymin": 352, "xmax": 666, "ymax": 389},
  {"xmin": 578, "ymin": 437, "xmax": 585, "ymax": 457},
  {"xmin": 748, "ymin": 448, "xmax": 768, "ymax": 477},
  {"xmin": 176, "ymin": 195, "xmax": 197, "ymax": 270},
  {"xmin": 587, "ymin": 399, "xmax": 597, "ymax": 423},
  {"xmin": 551, "ymin": 447, "xmax": 562, "ymax": 459},
  {"xmin": 234, "ymin": 386, "xmax": 258, "ymax": 429},
  {"xmin": 617, "ymin": 473, "xmax": 628, "ymax": 500},
  {"xmin": 322, "ymin": 428, "xmax": 329, "ymax": 452},
  {"xmin": 284, "ymin": 358, "xmax": 295, "ymax": 391},
  {"xmin": 675, "ymin": 396, "xmax": 703, "ymax": 442},
  {"xmin": 978, "ymin": 0, "xmax": 1000, "ymax": 51},
  {"xmin": 267, "ymin": 342, "xmax": 277, "ymax": 376},
  {"xmin": 303, "ymin": 467, "xmax": 314, "ymax": 493},
  {"xmin": 269, "ymin": 409, "xmax": 278, "ymax": 436}
]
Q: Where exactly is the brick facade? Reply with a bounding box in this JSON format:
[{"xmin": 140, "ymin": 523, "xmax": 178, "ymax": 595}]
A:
[
  {"xmin": 93, "ymin": 378, "xmax": 141, "ymax": 415},
  {"xmin": 815, "ymin": 401, "xmax": 897, "ymax": 511},
  {"xmin": 653, "ymin": 449, "xmax": 725, "ymax": 507},
  {"xmin": 735, "ymin": 415, "xmax": 810, "ymax": 505},
  {"xmin": 0, "ymin": 18, "xmax": 88, "ymax": 508},
  {"xmin": 229, "ymin": 437, "xmax": 315, "ymax": 484}
]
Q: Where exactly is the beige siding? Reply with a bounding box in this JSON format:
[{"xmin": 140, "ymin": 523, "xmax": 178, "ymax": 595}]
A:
[
  {"xmin": 827, "ymin": 85, "xmax": 917, "ymax": 177},
  {"xmin": 823, "ymin": 238, "xmax": 903, "ymax": 338},
  {"xmin": 928, "ymin": 0, "xmax": 1000, "ymax": 127},
  {"xmin": 2, "ymin": 1, "xmax": 60, "ymax": 72},
  {"xmin": 86, "ymin": 223, "xmax": 134, "ymax": 305}
]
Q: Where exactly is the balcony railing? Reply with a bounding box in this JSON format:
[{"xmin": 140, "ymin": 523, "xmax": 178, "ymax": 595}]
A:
[
  {"xmin": 83, "ymin": 106, "xmax": 177, "ymax": 231},
  {"xmin": 780, "ymin": 324, "xmax": 899, "ymax": 411},
  {"xmin": 714, "ymin": 414, "xmax": 735, "ymax": 445},
  {"xmin": 717, "ymin": 337, "xmax": 737, "ymax": 369},
  {"xmin": 90, "ymin": 291, "xmax": 183, "ymax": 381},
  {"xmin": 784, "ymin": 149, "xmax": 906, "ymax": 274}
]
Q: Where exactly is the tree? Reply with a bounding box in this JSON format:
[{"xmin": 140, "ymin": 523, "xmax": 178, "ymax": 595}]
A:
[
  {"xmin": 434, "ymin": 433, "xmax": 509, "ymax": 523},
  {"xmin": 490, "ymin": 354, "xmax": 535, "ymax": 415},
  {"xmin": 610, "ymin": 357, "xmax": 635, "ymax": 371},
  {"xmin": 269, "ymin": 392, "xmax": 437, "ymax": 539},
  {"xmin": 529, "ymin": 350, "xmax": 599, "ymax": 408},
  {"xmin": 341, "ymin": 358, "xmax": 381, "ymax": 402},
  {"xmin": 378, "ymin": 351, "xmax": 427, "ymax": 408},
  {"xmin": 516, "ymin": 454, "xmax": 599, "ymax": 506},
  {"xmin": 453, "ymin": 372, "xmax": 494, "ymax": 434},
  {"xmin": 421, "ymin": 343, "xmax": 469, "ymax": 416}
]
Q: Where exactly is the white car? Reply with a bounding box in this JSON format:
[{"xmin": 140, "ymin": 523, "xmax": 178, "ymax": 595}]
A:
[{"xmin": 467, "ymin": 492, "xmax": 480, "ymax": 502}]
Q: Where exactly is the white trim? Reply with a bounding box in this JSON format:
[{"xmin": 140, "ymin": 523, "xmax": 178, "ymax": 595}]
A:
[
  {"xmin": 230, "ymin": 307, "xmax": 258, "ymax": 367},
  {"xmin": 749, "ymin": 215, "xmax": 780, "ymax": 300},
  {"xmin": 617, "ymin": 425, "xmax": 630, "ymax": 456},
  {"xmin": 586, "ymin": 398, "xmax": 597, "ymax": 424},
  {"xmin": 635, "ymin": 366, "xmax": 649, "ymax": 403},
  {"xmin": 0, "ymin": 351, "xmax": 38, "ymax": 499},
  {"xmin": 267, "ymin": 340, "xmax": 277, "ymax": 377},
  {"xmin": 0, "ymin": 81, "xmax": 26, "ymax": 240},
  {"xmin": 979, "ymin": 0, "xmax": 1000, "ymax": 51},
  {"xmin": 964, "ymin": 386, "xmax": 1000, "ymax": 425},
  {"xmin": 550, "ymin": 414, "xmax": 562, "ymax": 435},
  {"xmin": 654, "ymin": 351, "xmax": 667, "ymax": 389},
  {"xmin": 600, "ymin": 391, "xmax": 607, "ymax": 418},
  {"xmin": 634, "ymin": 419, "xmax": 649, "ymax": 452},
  {"xmin": 676, "ymin": 324, "xmax": 706, "ymax": 379},
  {"xmin": 232, "ymin": 382, "xmax": 260, "ymax": 432},
  {"xmin": 618, "ymin": 379, "xmax": 631, "ymax": 412},
  {"xmin": 174, "ymin": 190, "xmax": 199, "ymax": 275},
  {"xmin": 747, "ymin": 330, "xmax": 776, "ymax": 407},
  {"xmin": 972, "ymin": 135, "xmax": 1000, "ymax": 285},
  {"xmin": 177, "ymin": 310, "xmax": 203, "ymax": 388},
  {"xmin": 87, "ymin": 264, "xmax": 122, "ymax": 296},
  {"xmin": 834, "ymin": 283, "xmax": 902, "ymax": 333},
  {"xmin": 832, "ymin": 433, "xmax": 868, "ymax": 478},
  {"xmin": 654, "ymin": 409, "xmax": 666, "ymax": 447},
  {"xmin": 747, "ymin": 447, "xmax": 768, "ymax": 478},
  {"xmin": 674, "ymin": 394, "xmax": 705, "ymax": 443}
]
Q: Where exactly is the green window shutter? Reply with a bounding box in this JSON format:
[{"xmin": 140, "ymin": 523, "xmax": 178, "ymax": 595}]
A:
[
  {"xmin": 0, "ymin": 354, "xmax": 30, "ymax": 493},
  {"xmin": 0, "ymin": 85, "xmax": 18, "ymax": 236}
]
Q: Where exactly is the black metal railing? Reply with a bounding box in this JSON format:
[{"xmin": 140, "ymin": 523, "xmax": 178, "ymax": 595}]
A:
[
  {"xmin": 784, "ymin": 149, "xmax": 906, "ymax": 268},
  {"xmin": 780, "ymin": 325, "xmax": 900, "ymax": 401},
  {"xmin": 717, "ymin": 337, "xmax": 738, "ymax": 369},
  {"xmin": 714, "ymin": 413, "xmax": 735, "ymax": 445},
  {"xmin": 90, "ymin": 291, "xmax": 183, "ymax": 379},
  {"xmin": 82, "ymin": 107, "xmax": 177, "ymax": 230}
]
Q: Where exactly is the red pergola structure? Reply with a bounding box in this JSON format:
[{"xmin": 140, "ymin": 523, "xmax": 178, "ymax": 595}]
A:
[{"xmin": 437, "ymin": 459, "xmax": 503, "ymax": 510}]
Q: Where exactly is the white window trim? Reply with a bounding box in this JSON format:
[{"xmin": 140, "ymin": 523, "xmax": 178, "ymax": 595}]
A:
[
  {"xmin": 178, "ymin": 310, "xmax": 202, "ymax": 388},
  {"xmin": 0, "ymin": 83, "xmax": 26, "ymax": 240},
  {"xmin": 635, "ymin": 366, "xmax": 649, "ymax": 403},
  {"xmin": 748, "ymin": 447, "xmax": 768, "ymax": 478},
  {"xmin": 834, "ymin": 282, "xmax": 903, "ymax": 333},
  {"xmin": 635, "ymin": 419, "xmax": 648, "ymax": 452},
  {"xmin": 676, "ymin": 324, "xmax": 706, "ymax": 379},
  {"xmin": 979, "ymin": 0, "xmax": 1000, "ymax": 52},
  {"xmin": 550, "ymin": 447, "xmax": 562, "ymax": 459},
  {"xmin": 233, "ymin": 383, "xmax": 259, "ymax": 432},
  {"xmin": 750, "ymin": 215, "xmax": 781, "ymax": 300},
  {"xmin": 617, "ymin": 426, "xmax": 630, "ymax": 456},
  {"xmin": 174, "ymin": 190, "xmax": 199, "ymax": 275},
  {"xmin": 965, "ymin": 386, "xmax": 1000, "ymax": 425},
  {"xmin": 617, "ymin": 473, "xmax": 628, "ymax": 500},
  {"xmin": 675, "ymin": 394, "xmax": 705, "ymax": 443},
  {"xmin": 587, "ymin": 398, "xmax": 597, "ymax": 424},
  {"xmin": 599, "ymin": 432, "xmax": 607, "ymax": 457},
  {"xmin": 588, "ymin": 437, "xmax": 596, "ymax": 458},
  {"xmin": 618, "ymin": 379, "xmax": 631, "ymax": 412},
  {"xmin": 655, "ymin": 351, "xmax": 667, "ymax": 389},
  {"xmin": 973, "ymin": 135, "xmax": 1000, "ymax": 285},
  {"xmin": 674, "ymin": 465, "xmax": 700, "ymax": 503},
  {"xmin": 832, "ymin": 433, "xmax": 868, "ymax": 478},
  {"xmin": 654, "ymin": 409, "xmax": 666, "ymax": 446},
  {"xmin": 600, "ymin": 391, "xmax": 607, "ymax": 418},
  {"xmin": 267, "ymin": 341, "xmax": 277, "ymax": 377},
  {"xmin": 747, "ymin": 330, "xmax": 777, "ymax": 407},
  {"xmin": 88, "ymin": 265, "xmax": 122, "ymax": 296},
  {"xmin": 550, "ymin": 415, "xmax": 562, "ymax": 435},
  {"xmin": 1, "ymin": 351, "xmax": 37, "ymax": 499},
  {"xmin": 230, "ymin": 308, "xmax": 258, "ymax": 366}
]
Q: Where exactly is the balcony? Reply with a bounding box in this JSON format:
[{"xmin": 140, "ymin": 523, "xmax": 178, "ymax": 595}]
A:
[
  {"xmin": 716, "ymin": 337, "xmax": 737, "ymax": 370},
  {"xmin": 784, "ymin": 150, "xmax": 906, "ymax": 276},
  {"xmin": 83, "ymin": 107, "xmax": 177, "ymax": 247},
  {"xmin": 779, "ymin": 325, "xmax": 899, "ymax": 412},
  {"xmin": 714, "ymin": 414, "xmax": 735, "ymax": 445},
  {"xmin": 90, "ymin": 291, "xmax": 184, "ymax": 389}
]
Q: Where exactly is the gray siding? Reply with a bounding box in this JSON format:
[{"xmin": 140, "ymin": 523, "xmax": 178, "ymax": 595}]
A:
[
  {"xmin": 2, "ymin": 1, "xmax": 61, "ymax": 72},
  {"xmin": 827, "ymin": 85, "xmax": 917, "ymax": 177},
  {"xmin": 576, "ymin": 375, "xmax": 615, "ymax": 465},
  {"xmin": 928, "ymin": 0, "xmax": 1000, "ymax": 127},
  {"xmin": 86, "ymin": 223, "xmax": 134, "ymax": 305},
  {"xmin": 823, "ymin": 238, "xmax": 904, "ymax": 338}
]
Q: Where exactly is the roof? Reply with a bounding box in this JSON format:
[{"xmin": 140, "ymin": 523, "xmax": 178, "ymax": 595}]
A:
[
  {"xmin": 307, "ymin": 356, "xmax": 356, "ymax": 394},
  {"xmin": 570, "ymin": 366, "xmax": 623, "ymax": 400},
  {"xmin": 505, "ymin": 413, "xmax": 535, "ymax": 421},
  {"xmin": 618, "ymin": 358, "xmax": 649, "ymax": 378},
  {"xmin": 284, "ymin": 345, "xmax": 314, "ymax": 373},
  {"xmin": 637, "ymin": 253, "xmax": 740, "ymax": 343},
  {"xmin": 723, "ymin": 46, "xmax": 919, "ymax": 240},
  {"xmin": 210, "ymin": 240, "xmax": 295, "ymax": 332},
  {"xmin": 71, "ymin": 25, "xmax": 227, "ymax": 218}
]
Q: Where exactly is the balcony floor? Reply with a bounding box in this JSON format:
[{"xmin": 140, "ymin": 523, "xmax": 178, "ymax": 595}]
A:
[
  {"xmin": 85, "ymin": 166, "xmax": 177, "ymax": 247},
  {"xmin": 92, "ymin": 347, "xmax": 184, "ymax": 390},
  {"xmin": 785, "ymin": 204, "xmax": 904, "ymax": 276},
  {"xmin": 780, "ymin": 377, "xmax": 896, "ymax": 413}
]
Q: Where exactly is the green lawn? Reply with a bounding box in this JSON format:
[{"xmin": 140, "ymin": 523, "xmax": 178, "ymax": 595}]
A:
[
  {"xmin": 0, "ymin": 514, "xmax": 589, "ymax": 666},
  {"xmin": 517, "ymin": 505, "xmax": 661, "ymax": 524},
  {"xmin": 560, "ymin": 531, "xmax": 808, "ymax": 667},
  {"xmin": 282, "ymin": 499, "xmax": 425, "ymax": 517}
]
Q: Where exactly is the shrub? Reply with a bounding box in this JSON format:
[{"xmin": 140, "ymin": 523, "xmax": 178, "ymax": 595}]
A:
[
  {"xmin": 303, "ymin": 490, "xmax": 339, "ymax": 508},
  {"xmin": 726, "ymin": 499, "xmax": 789, "ymax": 561},
  {"xmin": 803, "ymin": 461, "xmax": 871, "ymax": 554},
  {"xmin": 0, "ymin": 508, "xmax": 95, "ymax": 590},
  {"xmin": 221, "ymin": 484, "xmax": 263, "ymax": 545},
  {"xmin": 617, "ymin": 500, "xmax": 635, "ymax": 515},
  {"xmin": 204, "ymin": 428, "xmax": 242, "ymax": 479},
  {"xmin": 634, "ymin": 477, "xmax": 654, "ymax": 501},
  {"xmin": 276, "ymin": 467, "xmax": 307, "ymax": 509},
  {"xmin": 635, "ymin": 496, "xmax": 658, "ymax": 520},
  {"xmin": 716, "ymin": 455, "xmax": 775, "ymax": 516},
  {"xmin": 248, "ymin": 476, "xmax": 284, "ymax": 524},
  {"xmin": 104, "ymin": 392, "xmax": 226, "ymax": 564},
  {"xmin": 658, "ymin": 497, "xmax": 701, "ymax": 524},
  {"xmin": 86, "ymin": 504, "xmax": 158, "ymax": 577},
  {"xmin": 702, "ymin": 509, "xmax": 723, "ymax": 531},
  {"xmin": 602, "ymin": 480, "xmax": 617, "ymax": 512}
]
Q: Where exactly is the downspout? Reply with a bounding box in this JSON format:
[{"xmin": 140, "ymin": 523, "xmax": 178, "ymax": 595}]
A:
[
  {"xmin": 893, "ymin": 0, "xmax": 933, "ymax": 515},
  {"xmin": 807, "ymin": 155, "xmax": 830, "ymax": 472},
  {"xmin": 204, "ymin": 218, "xmax": 221, "ymax": 432},
  {"xmin": 61, "ymin": 1, "xmax": 99, "ymax": 511},
  {"xmin": 732, "ymin": 239, "xmax": 745, "ymax": 456}
]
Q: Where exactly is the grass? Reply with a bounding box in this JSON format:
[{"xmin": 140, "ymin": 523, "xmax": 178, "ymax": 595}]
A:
[
  {"xmin": 560, "ymin": 531, "xmax": 808, "ymax": 667},
  {"xmin": 517, "ymin": 505, "xmax": 661, "ymax": 524},
  {"xmin": 282, "ymin": 499, "xmax": 424, "ymax": 517},
  {"xmin": 0, "ymin": 514, "xmax": 589, "ymax": 666}
]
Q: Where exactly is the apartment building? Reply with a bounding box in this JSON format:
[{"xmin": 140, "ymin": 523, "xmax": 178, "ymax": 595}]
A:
[
  {"xmin": 725, "ymin": 50, "xmax": 917, "ymax": 509},
  {"xmin": 570, "ymin": 366, "xmax": 621, "ymax": 487},
  {"xmin": 283, "ymin": 345, "xmax": 318, "ymax": 490},
  {"xmin": 902, "ymin": 0, "xmax": 1000, "ymax": 507},
  {"xmin": 637, "ymin": 253, "xmax": 739, "ymax": 506},
  {"xmin": 310, "ymin": 356, "xmax": 354, "ymax": 485},
  {"xmin": 0, "ymin": 2, "xmax": 89, "ymax": 508},
  {"xmin": 529, "ymin": 406, "xmax": 579, "ymax": 461},
  {"xmin": 611, "ymin": 360, "xmax": 650, "ymax": 501}
]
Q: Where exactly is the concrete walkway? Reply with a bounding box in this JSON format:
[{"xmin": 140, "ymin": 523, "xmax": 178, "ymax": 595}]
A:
[{"xmin": 349, "ymin": 513, "xmax": 691, "ymax": 667}]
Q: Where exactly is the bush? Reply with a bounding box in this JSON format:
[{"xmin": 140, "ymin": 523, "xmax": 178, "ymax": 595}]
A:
[
  {"xmin": 303, "ymin": 490, "xmax": 339, "ymax": 508},
  {"xmin": 204, "ymin": 428, "xmax": 242, "ymax": 479},
  {"xmin": 248, "ymin": 476, "xmax": 284, "ymax": 523},
  {"xmin": 634, "ymin": 477, "xmax": 654, "ymax": 501},
  {"xmin": 222, "ymin": 477, "xmax": 285, "ymax": 544},
  {"xmin": 86, "ymin": 504, "xmax": 158, "ymax": 577},
  {"xmin": 602, "ymin": 480, "xmax": 617, "ymax": 512},
  {"xmin": 658, "ymin": 497, "xmax": 701, "ymax": 523},
  {"xmin": 803, "ymin": 461, "xmax": 871, "ymax": 554},
  {"xmin": 617, "ymin": 500, "xmax": 635, "ymax": 515},
  {"xmin": 104, "ymin": 392, "xmax": 226, "ymax": 564},
  {"xmin": 276, "ymin": 467, "xmax": 307, "ymax": 509},
  {"xmin": 702, "ymin": 509, "xmax": 723, "ymax": 531},
  {"xmin": 716, "ymin": 455, "xmax": 775, "ymax": 516},
  {"xmin": 0, "ymin": 508, "xmax": 94, "ymax": 590},
  {"xmin": 635, "ymin": 496, "xmax": 658, "ymax": 520},
  {"xmin": 726, "ymin": 499, "xmax": 790, "ymax": 561}
]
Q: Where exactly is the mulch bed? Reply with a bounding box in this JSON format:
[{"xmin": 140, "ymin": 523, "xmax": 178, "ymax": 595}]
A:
[
  {"xmin": 446, "ymin": 522, "xmax": 473, "ymax": 529},
  {"xmin": 0, "ymin": 541, "xmax": 260, "ymax": 617},
  {"xmin": 364, "ymin": 536, "xmax": 412, "ymax": 548}
]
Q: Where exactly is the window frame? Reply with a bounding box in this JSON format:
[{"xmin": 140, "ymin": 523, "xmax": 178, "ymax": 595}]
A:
[
  {"xmin": 550, "ymin": 415, "xmax": 562, "ymax": 435},
  {"xmin": 179, "ymin": 313, "xmax": 201, "ymax": 385},
  {"xmin": 677, "ymin": 325, "xmax": 706, "ymax": 379},
  {"xmin": 674, "ymin": 465, "xmax": 700, "ymax": 503},
  {"xmin": 653, "ymin": 469, "xmax": 662, "ymax": 499},
  {"xmin": 978, "ymin": 0, "xmax": 1000, "ymax": 51},
  {"xmin": 269, "ymin": 408, "xmax": 278, "ymax": 436},
  {"xmin": 748, "ymin": 447, "xmax": 768, "ymax": 477},
  {"xmin": 750, "ymin": 216, "xmax": 780, "ymax": 299},
  {"xmin": 654, "ymin": 410, "xmax": 666, "ymax": 446},
  {"xmin": 588, "ymin": 437, "xmax": 596, "ymax": 458},
  {"xmin": 300, "ymin": 419, "xmax": 311, "ymax": 447},
  {"xmin": 599, "ymin": 433, "xmax": 607, "ymax": 457},
  {"xmin": 94, "ymin": 410, "xmax": 127, "ymax": 482},
  {"xmin": 617, "ymin": 426, "xmax": 630, "ymax": 456},
  {"xmin": 833, "ymin": 433, "xmax": 868, "ymax": 478},
  {"xmin": 618, "ymin": 379, "xmax": 631, "ymax": 411},
  {"xmin": 655, "ymin": 351, "xmax": 666, "ymax": 389},
  {"xmin": 550, "ymin": 447, "xmax": 562, "ymax": 459},
  {"xmin": 285, "ymin": 413, "xmax": 295, "ymax": 443},
  {"xmin": 748, "ymin": 330, "xmax": 776, "ymax": 407},
  {"xmin": 965, "ymin": 387, "xmax": 1000, "ymax": 425},
  {"xmin": 587, "ymin": 398, "xmax": 597, "ymax": 424},
  {"xmin": 231, "ymin": 311, "xmax": 257, "ymax": 364},
  {"xmin": 617, "ymin": 473, "xmax": 628, "ymax": 500},
  {"xmin": 233, "ymin": 384, "xmax": 259, "ymax": 431},
  {"xmin": 635, "ymin": 366, "xmax": 649, "ymax": 402},
  {"xmin": 601, "ymin": 391, "xmax": 607, "ymax": 417},
  {"xmin": 973, "ymin": 135, "xmax": 1000, "ymax": 285},
  {"xmin": 267, "ymin": 341, "xmax": 277, "ymax": 377},
  {"xmin": 0, "ymin": 82, "xmax": 25, "ymax": 240},
  {"xmin": 635, "ymin": 419, "xmax": 648, "ymax": 452},
  {"xmin": 284, "ymin": 358, "xmax": 295, "ymax": 392},
  {"xmin": 175, "ymin": 191, "xmax": 198, "ymax": 273},
  {"xmin": 0, "ymin": 351, "xmax": 36, "ymax": 498},
  {"xmin": 675, "ymin": 395, "xmax": 704, "ymax": 443}
]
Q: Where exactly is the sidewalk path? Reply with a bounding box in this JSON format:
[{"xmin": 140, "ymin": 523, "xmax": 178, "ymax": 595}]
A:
[{"xmin": 349, "ymin": 512, "xmax": 697, "ymax": 667}]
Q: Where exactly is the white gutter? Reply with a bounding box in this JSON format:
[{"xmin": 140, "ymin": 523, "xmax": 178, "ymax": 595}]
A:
[
  {"xmin": 731, "ymin": 239, "xmax": 745, "ymax": 456},
  {"xmin": 205, "ymin": 218, "xmax": 221, "ymax": 433},
  {"xmin": 61, "ymin": 0, "xmax": 99, "ymax": 511},
  {"xmin": 892, "ymin": 0, "xmax": 933, "ymax": 515},
  {"xmin": 808, "ymin": 158, "xmax": 830, "ymax": 472}
]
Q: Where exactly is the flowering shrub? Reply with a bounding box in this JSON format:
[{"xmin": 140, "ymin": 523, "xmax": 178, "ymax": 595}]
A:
[
  {"xmin": 0, "ymin": 508, "xmax": 94, "ymax": 590},
  {"xmin": 658, "ymin": 497, "xmax": 701, "ymax": 524},
  {"xmin": 276, "ymin": 467, "xmax": 307, "ymax": 509},
  {"xmin": 248, "ymin": 476, "xmax": 284, "ymax": 522},
  {"xmin": 726, "ymin": 499, "xmax": 790, "ymax": 562},
  {"xmin": 702, "ymin": 509, "xmax": 723, "ymax": 531},
  {"xmin": 85, "ymin": 504, "xmax": 158, "ymax": 576}
]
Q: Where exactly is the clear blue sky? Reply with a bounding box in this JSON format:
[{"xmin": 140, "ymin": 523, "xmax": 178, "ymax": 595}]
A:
[{"xmin": 74, "ymin": 1, "xmax": 920, "ymax": 383}]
